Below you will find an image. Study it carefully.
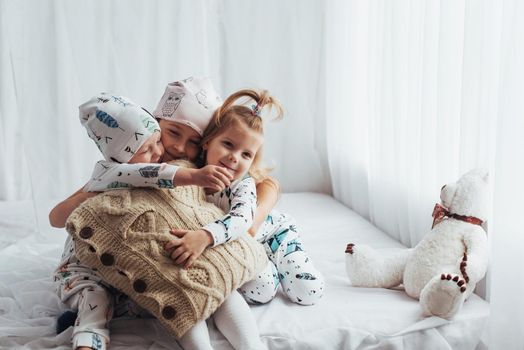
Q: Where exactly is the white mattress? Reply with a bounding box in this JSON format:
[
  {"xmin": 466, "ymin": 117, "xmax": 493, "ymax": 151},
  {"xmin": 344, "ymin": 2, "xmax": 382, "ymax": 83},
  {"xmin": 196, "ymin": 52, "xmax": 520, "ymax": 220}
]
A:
[{"xmin": 0, "ymin": 193, "xmax": 489, "ymax": 349}]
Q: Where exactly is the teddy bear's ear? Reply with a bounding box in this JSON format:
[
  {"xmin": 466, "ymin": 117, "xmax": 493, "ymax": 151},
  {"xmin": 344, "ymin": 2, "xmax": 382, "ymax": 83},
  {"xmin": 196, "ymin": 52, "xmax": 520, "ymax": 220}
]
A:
[{"xmin": 440, "ymin": 183, "xmax": 457, "ymax": 208}]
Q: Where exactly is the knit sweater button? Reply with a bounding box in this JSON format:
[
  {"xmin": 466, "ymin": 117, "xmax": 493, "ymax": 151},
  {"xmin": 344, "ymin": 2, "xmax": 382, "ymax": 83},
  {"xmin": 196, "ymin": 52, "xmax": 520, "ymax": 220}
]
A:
[
  {"xmin": 133, "ymin": 279, "xmax": 147, "ymax": 293},
  {"xmin": 162, "ymin": 306, "xmax": 176, "ymax": 319},
  {"xmin": 80, "ymin": 227, "xmax": 93, "ymax": 239},
  {"xmin": 100, "ymin": 253, "xmax": 114, "ymax": 266}
]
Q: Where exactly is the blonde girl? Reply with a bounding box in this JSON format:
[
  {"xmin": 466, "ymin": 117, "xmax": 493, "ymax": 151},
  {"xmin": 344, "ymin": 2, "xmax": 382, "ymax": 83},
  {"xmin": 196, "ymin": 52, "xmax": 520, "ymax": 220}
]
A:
[{"xmin": 166, "ymin": 89, "xmax": 325, "ymax": 306}]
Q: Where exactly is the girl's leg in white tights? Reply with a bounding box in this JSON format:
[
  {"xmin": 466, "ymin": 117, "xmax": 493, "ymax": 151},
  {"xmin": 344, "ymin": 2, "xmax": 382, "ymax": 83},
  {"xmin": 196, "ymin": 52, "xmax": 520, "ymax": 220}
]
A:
[
  {"xmin": 213, "ymin": 290, "xmax": 266, "ymax": 350},
  {"xmin": 177, "ymin": 320, "xmax": 213, "ymax": 350}
]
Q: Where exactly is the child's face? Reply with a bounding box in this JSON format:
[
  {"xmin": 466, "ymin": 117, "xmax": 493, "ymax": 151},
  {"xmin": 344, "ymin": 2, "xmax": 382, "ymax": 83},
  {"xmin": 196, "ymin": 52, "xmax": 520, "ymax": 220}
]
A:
[
  {"xmin": 128, "ymin": 131, "xmax": 164, "ymax": 164},
  {"xmin": 159, "ymin": 120, "xmax": 202, "ymax": 162},
  {"xmin": 203, "ymin": 122, "xmax": 263, "ymax": 180}
]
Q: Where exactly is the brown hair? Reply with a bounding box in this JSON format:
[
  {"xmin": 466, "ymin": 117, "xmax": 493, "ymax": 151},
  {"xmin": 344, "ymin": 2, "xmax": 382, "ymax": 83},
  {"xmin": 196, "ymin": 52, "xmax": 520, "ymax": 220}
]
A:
[{"xmin": 200, "ymin": 89, "xmax": 283, "ymax": 182}]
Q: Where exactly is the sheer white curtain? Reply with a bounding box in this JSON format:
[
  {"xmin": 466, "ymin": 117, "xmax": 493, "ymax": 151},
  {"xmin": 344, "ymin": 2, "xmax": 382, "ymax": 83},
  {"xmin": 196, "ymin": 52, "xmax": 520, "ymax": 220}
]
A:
[
  {"xmin": 487, "ymin": 0, "xmax": 524, "ymax": 347},
  {"xmin": 0, "ymin": 0, "xmax": 330, "ymax": 204},
  {"xmin": 0, "ymin": 0, "xmax": 222, "ymax": 202},
  {"xmin": 0, "ymin": 0, "xmax": 31, "ymax": 200},
  {"xmin": 325, "ymin": 0, "xmax": 523, "ymax": 347},
  {"xmin": 325, "ymin": 0, "xmax": 499, "ymax": 246}
]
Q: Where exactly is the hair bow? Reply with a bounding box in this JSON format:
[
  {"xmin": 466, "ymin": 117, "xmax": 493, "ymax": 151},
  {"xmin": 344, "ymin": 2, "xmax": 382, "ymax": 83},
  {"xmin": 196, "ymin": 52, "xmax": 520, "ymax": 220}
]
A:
[{"xmin": 251, "ymin": 103, "xmax": 261, "ymax": 117}]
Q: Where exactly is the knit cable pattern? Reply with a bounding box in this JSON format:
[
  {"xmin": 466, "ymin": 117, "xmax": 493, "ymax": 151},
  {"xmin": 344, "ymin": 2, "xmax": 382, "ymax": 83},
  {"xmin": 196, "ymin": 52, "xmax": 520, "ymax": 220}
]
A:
[{"xmin": 66, "ymin": 183, "xmax": 267, "ymax": 338}]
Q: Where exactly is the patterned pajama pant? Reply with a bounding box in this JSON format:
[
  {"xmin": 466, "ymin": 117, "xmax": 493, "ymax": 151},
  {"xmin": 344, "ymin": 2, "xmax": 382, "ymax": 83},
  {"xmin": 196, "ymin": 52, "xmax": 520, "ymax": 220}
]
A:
[
  {"xmin": 54, "ymin": 237, "xmax": 112, "ymax": 350},
  {"xmin": 239, "ymin": 212, "xmax": 324, "ymax": 305}
]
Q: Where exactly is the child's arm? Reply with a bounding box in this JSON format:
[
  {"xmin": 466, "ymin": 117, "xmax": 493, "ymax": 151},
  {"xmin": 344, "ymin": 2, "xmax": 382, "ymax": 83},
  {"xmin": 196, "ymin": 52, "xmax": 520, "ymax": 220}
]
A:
[
  {"xmin": 204, "ymin": 177, "xmax": 257, "ymax": 245},
  {"xmin": 49, "ymin": 187, "xmax": 98, "ymax": 228},
  {"xmin": 165, "ymin": 177, "xmax": 257, "ymax": 268},
  {"xmin": 249, "ymin": 176, "xmax": 280, "ymax": 236},
  {"xmin": 175, "ymin": 164, "xmax": 233, "ymax": 191},
  {"xmin": 84, "ymin": 161, "xmax": 232, "ymax": 192}
]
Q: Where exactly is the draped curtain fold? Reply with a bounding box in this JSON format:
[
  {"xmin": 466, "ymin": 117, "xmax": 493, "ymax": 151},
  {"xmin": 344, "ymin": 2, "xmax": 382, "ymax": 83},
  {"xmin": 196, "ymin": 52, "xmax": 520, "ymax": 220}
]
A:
[
  {"xmin": 325, "ymin": 0, "xmax": 499, "ymax": 247},
  {"xmin": 486, "ymin": 1, "xmax": 524, "ymax": 347}
]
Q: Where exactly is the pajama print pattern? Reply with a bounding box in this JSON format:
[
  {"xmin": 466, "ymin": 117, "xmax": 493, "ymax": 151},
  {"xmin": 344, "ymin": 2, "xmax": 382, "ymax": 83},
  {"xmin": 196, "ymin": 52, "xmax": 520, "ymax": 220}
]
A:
[
  {"xmin": 53, "ymin": 236, "xmax": 152, "ymax": 350},
  {"xmin": 80, "ymin": 94, "xmax": 160, "ymax": 165},
  {"xmin": 84, "ymin": 161, "xmax": 179, "ymax": 192},
  {"xmin": 205, "ymin": 176, "xmax": 324, "ymax": 306},
  {"xmin": 54, "ymin": 236, "xmax": 113, "ymax": 350},
  {"xmin": 80, "ymin": 169, "xmax": 323, "ymax": 309}
]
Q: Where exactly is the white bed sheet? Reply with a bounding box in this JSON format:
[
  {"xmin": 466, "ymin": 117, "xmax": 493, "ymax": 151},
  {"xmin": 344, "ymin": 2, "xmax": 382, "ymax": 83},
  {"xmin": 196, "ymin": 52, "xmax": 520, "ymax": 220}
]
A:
[{"xmin": 0, "ymin": 193, "xmax": 489, "ymax": 349}]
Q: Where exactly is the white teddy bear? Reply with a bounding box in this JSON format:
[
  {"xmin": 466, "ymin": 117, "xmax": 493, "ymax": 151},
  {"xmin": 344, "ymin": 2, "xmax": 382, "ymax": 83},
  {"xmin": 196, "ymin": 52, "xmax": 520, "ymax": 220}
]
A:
[{"xmin": 345, "ymin": 169, "xmax": 489, "ymax": 319}]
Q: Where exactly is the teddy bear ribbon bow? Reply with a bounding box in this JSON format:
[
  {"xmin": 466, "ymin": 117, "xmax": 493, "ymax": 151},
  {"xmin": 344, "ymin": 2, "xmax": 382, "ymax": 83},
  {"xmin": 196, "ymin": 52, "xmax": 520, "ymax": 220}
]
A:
[
  {"xmin": 431, "ymin": 203, "xmax": 449, "ymax": 229},
  {"xmin": 431, "ymin": 203, "xmax": 483, "ymax": 229}
]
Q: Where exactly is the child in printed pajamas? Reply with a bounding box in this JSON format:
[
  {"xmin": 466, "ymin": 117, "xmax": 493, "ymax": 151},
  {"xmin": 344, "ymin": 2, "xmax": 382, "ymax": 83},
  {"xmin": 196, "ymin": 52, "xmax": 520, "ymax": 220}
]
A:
[
  {"xmin": 166, "ymin": 88, "xmax": 325, "ymax": 307},
  {"xmin": 54, "ymin": 94, "xmax": 165, "ymax": 350},
  {"xmin": 52, "ymin": 78, "xmax": 276, "ymax": 350}
]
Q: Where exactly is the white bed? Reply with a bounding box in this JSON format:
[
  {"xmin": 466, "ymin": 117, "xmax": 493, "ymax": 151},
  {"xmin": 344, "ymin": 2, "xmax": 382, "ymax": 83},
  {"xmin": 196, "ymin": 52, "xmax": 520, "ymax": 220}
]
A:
[{"xmin": 0, "ymin": 193, "xmax": 489, "ymax": 349}]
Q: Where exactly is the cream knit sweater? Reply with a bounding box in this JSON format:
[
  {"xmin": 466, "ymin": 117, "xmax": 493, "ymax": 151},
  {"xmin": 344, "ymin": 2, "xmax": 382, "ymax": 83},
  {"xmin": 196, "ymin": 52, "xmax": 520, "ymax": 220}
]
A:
[{"xmin": 66, "ymin": 182, "xmax": 267, "ymax": 338}]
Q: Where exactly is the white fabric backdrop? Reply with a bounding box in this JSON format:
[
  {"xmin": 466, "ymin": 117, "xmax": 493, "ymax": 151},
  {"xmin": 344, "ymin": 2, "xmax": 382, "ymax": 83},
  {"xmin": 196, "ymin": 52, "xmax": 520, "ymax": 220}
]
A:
[
  {"xmin": 1, "ymin": 0, "xmax": 523, "ymax": 348},
  {"xmin": 487, "ymin": 0, "xmax": 524, "ymax": 347},
  {"xmin": 0, "ymin": 0, "xmax": 331, "ymax": 202},
  {"xmin": 325, "ymin": 0, "xmax": 499, "ymax": 247}
]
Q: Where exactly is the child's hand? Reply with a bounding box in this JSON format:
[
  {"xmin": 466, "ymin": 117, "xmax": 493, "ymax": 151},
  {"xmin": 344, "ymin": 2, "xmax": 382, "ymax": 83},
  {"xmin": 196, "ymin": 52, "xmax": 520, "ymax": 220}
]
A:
[
  {"xmin": 173, "ymin": 166, "xmax": 233, "ymax": 192},
  {"xmin": 164, "ymin": 229, "xmax": 214, "ymax": 269},
  {"xmin": 193, "ymin": 165, "xmax": 233, "ymax": 192},
  {"xmin": 247, "ymin": 226, "xmax": 258, "ymax": 237}
]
